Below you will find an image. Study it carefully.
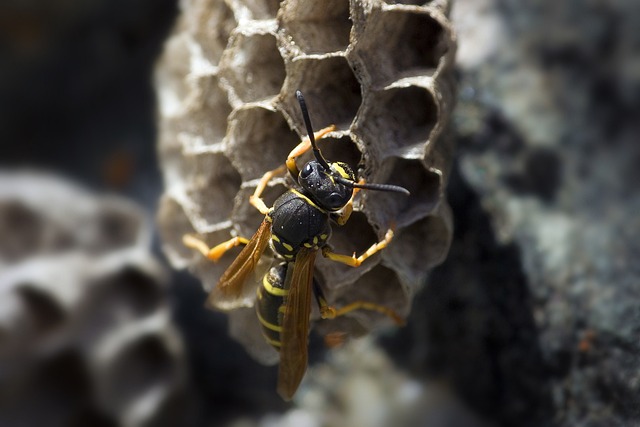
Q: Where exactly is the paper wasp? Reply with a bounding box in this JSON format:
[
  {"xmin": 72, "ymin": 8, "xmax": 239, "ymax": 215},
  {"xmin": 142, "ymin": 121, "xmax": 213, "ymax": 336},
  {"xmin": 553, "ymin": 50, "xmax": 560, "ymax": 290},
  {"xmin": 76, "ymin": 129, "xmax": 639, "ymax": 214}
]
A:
[{"xmin": 183, "ymin": 91, "xmax": 409, "ymax": 400}]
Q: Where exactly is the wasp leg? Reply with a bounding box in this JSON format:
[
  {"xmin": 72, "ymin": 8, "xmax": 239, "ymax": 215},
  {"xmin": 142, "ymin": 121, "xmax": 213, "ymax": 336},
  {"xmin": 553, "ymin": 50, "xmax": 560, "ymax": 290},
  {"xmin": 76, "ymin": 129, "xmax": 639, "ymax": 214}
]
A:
[
  {"xmin": 250, "ymin": 164, "xmax": 286, "ymax": 215},
  {"xmin": 285, "ymin": 125, "xmax": 336, "ymax": 178},
  {"xmin": 313, "ymin": 281, "xmax": 404, "ymax": 326},
  {"xmin": 182, "ymin": 234, "xmax": 250, "ymax": 262},
  {"xmin": 321, "ymin": 228, "xmax": 394, "ymax": 267}
]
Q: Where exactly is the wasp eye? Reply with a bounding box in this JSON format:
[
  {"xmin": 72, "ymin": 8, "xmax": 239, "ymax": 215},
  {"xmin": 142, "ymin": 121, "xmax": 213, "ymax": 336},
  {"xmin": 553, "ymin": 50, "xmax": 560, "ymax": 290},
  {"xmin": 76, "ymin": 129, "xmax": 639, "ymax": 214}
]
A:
[{"xmin": 301, "ymin": 163, "xmax": 313, "ymax": 178}]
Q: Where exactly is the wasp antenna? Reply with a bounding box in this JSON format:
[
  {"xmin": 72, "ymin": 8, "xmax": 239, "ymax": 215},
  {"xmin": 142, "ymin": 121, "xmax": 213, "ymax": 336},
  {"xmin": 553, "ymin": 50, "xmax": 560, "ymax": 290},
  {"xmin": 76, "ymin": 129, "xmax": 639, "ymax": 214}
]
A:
[
  {"xmin": 296, "ymin": 90, "xmax": 331, "ymax": 170},
  {"xmin": 336, "ymin": 176, "xmax": 410, "ymax": 196}
]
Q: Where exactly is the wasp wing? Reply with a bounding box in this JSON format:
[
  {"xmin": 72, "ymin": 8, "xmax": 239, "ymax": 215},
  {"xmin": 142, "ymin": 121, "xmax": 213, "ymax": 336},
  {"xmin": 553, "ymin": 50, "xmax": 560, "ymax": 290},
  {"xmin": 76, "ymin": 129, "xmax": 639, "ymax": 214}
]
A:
[
  {"xmin": 277, "ymin": 247, "xmax": 316, "ymax": 401},
  {"xmin": 207, "ymin": 218, "xmax": 271, "ymax": 308}
]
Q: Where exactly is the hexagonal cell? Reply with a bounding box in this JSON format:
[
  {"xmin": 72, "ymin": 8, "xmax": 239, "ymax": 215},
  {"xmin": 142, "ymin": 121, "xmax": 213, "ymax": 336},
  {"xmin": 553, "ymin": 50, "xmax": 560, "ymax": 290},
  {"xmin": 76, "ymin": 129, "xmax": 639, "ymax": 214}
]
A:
[
  {"xmin": 292, "ymin": 133, "xmax": 363, "ymax": 178},
  {"xmin": 16, "ymin": 286, "xmax": 66, "ymax": 336},
  {"xmin": 226, "ymin": 106, "xmax": 300, "ymax": 180},
  {"xmin": 365, "ymin": 157, "xmax": 442, "ymax": 227},
  {"xmin": 350, "ymin": 8, "xmax": 449, "ymax": 85},
  {"xmin": 220, "ymin": 32, "xmax": 286, "ymax": 104},
  {"xmin": 383, "ymin": 214, "xmax": 452, "ymax": 286},
  {"xmin": 99, "ymin": 335, "xmax": 176, "ymax": 417},
  {"xmin": 356, "ymin": 85, "xmax": 438, "ymax": 157},
  {"xmin": 186, "ymin": 0, "xmax": 236, "ymax": 65},
  {"xmin": 317, "ymin": 264, "xmax": 407, "ymax": 337},
  {"xmin": 87, "ymin": 202, "xmax": 143, "ymax": 254},
  {"xmin": 156, "ymin": 33, "xmax": 193, "ymax": 117},
  {"xmin": 184, "ymin": 152, "xmax": 242, "ymax": 227},
  {"xmin": 0, "ymin": 201, "xmax": 45, "ymax": 263},
  {"xmin": 280, "ymin": 0, "xmax": 351, "ymax": 54},
  {"xmin": 182, "ymin": 74, "xmax": 232, "ymax": 150},
  {"xmin": 281, "ymin": 56, "xmax": 361, "ymax": 130},
  {"xmin": 316, "ymin": 210, "xmax": 380, "ymax": 288}
]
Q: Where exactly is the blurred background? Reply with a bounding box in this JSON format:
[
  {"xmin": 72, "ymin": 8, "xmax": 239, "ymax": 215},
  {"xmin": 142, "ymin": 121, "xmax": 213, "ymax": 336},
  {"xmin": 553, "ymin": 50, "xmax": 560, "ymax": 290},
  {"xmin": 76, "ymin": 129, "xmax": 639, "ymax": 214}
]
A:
[{"xmin": 1, "ymin": 0, "xmax": 639, "ymax": 426}]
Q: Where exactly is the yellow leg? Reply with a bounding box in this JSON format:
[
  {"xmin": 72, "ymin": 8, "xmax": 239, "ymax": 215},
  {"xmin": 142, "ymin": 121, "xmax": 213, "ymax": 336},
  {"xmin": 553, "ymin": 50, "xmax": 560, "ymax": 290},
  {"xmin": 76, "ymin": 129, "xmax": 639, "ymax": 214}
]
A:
[
  {"xmin": 321, "ymin": 228, "xmax": 394, "ymax": 267},
  {"xmin": 249, "ymin": 164, "xmax": 286, "ymax": 215},
  {"xmin": 183, "ymin": 234, "xmax": 250, "ymax": 262},
  {"xmin": 320, "ymin": 301, "xmax": 405, "ymax": 326},
  {"xmin": 334, "ymin": 179, "xmax": 364, "ymax": 226}
]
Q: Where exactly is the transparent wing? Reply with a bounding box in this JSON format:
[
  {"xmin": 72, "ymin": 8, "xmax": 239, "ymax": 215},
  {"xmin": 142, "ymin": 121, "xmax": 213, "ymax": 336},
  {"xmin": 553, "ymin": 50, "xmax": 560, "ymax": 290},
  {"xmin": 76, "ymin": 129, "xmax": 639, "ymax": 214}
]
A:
[
  {"xmin": 277, "ymin": 248, "xmax": 316, "ymax": 400},
  {"xmin": 206, "ymin": 218, "xmax": 271, "ymax": 308}
]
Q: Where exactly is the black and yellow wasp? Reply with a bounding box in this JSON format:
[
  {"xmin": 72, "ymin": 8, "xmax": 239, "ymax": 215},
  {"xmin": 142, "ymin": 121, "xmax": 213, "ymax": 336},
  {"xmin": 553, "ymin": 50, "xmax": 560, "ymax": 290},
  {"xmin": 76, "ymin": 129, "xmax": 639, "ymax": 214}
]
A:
[{"xmin": 183, "ymin": 91, "xmax": 409, "ymax": 400}]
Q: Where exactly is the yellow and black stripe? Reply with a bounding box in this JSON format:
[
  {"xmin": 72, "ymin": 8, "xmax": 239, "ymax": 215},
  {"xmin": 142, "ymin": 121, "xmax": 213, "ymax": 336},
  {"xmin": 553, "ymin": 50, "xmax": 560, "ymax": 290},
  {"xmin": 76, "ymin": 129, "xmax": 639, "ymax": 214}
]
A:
[{"xmin": 256, "ymin": 263, "xmax": 290, "ymax": 348}]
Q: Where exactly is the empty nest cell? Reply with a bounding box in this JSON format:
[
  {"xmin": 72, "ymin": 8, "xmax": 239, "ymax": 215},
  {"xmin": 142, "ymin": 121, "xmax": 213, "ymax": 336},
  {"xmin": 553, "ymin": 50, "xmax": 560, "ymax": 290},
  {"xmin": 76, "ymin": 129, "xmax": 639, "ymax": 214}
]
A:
[
  {"xmin": 0, "ymin": 201, "xmax": 45, "ymax": 263},
  {"xmin": 315, "ymin": 210, "xmax": 380, "ymax": 288},
  {"xmin": 282, "ymin": 55, "xmax": 361, "ymax": 130},
  {"xmin": 366, "ymin": 157, "xmax": 442, "ymax": 227},
  {"xmin": 280, "ymin": 0, "xmax": 351, "ymax": 54},
  {"xmin": 183, "ymin": 74, "xmax": 232, "ymax": 149},
  {"xmin": 226, "ymin": 106, "xmax": 300, "ymax": 180},
  {"xmin": 350, "ymin": 7, "xmax": 449, "ymax": 85},
  {"xmin": 357, "ymin": 85, "xmax": 438, "ymax": 157},
  {"xmin": 184, "ymin": 152, "xmax": 242, "ymax": 226},
  {"xmin": 383, "ymin": 214, "xmax": 451, "ymax": 285},
  {"xmin": 187, "ymin": 0, "xmax": 236, "ymax": 65},
  {"xmin": 99, "ymin": 335, "xmax": 176, "ymax": 416},
  {"xmin": 220, "ymin": 31, "xmax": 286, "ymax": 104}
]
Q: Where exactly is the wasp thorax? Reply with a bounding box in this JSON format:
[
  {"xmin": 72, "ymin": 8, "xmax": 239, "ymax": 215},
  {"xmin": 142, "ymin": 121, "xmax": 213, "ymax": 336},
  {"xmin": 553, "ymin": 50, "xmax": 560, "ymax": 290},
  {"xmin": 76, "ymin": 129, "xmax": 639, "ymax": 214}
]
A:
[{"xmin": 298, "ymin": 160, "xmax": 353, "ymax": 211}]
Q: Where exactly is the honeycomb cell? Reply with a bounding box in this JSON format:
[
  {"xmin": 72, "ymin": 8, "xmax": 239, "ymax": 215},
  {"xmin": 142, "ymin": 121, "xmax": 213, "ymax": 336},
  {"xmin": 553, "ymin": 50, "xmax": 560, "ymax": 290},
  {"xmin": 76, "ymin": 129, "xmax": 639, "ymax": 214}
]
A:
[
  {"xmin": 366, "ymin": 157, "xmax": 442, "ymax": 227},
  {"xmin": 156, "ymin": 34, "xmax": 192, "ymax": 117},
  {"xmin": 313, "ymin": 264, "xmax": 406, "ymax": 343},
  {"xmin": 0, "ymin": 201, "xmax": 44, "ymax": 263},
  {"xmin": 220, "ymin": 32, "xmax": 286, "ymax": 104},
  {"xmin": 97, "ymin": 268, "xmax": 163, "ymax": 319},
  {"xmin": 100, "ymin": 336, "xmax": 175, "ymax": 416},
  {"xmin": 356, "ymin": 85, "xmax": 438, "ymax": 157},
  {"xmin": 16, "ymin": 286, "xmax": 66, "ymax": 336},
  {"xmin": 281, "ymin": 56, "xmax": 361, "ymax": 130},
  {"xmin": 182, "ymin": 74, "xmax": 232, "ymax": 149},
  {"xmin": 350, "ymin": 8, "xmax": 449, "ymax": 85},
  {"xmin": 184, "ymin": 153, "xmax": 242, "ymax": 227},
  {"xmin": 315, "ymin": 210, "xmax": 380, "ymax": 288},
  {"xmin": 226, "ymin": 107, "xmax": 299, "ymax": 180},
  {"xmin": 382, "ymin": 214, "xmax": 452, "ymax": 285},
  {"xmin": 187, "ymin": 0, "xmax": 236, "ymax": 65},
  {"xmin": 313, "ymin": 134, "xmax": 363, "ymax": 175},
  {"xmin": 90, "ymin": 203, "xmax": 143, "ymax": 253},
  {"xmin": 280, "ymin": 0, "xmax": 351, "ymax": 54}
]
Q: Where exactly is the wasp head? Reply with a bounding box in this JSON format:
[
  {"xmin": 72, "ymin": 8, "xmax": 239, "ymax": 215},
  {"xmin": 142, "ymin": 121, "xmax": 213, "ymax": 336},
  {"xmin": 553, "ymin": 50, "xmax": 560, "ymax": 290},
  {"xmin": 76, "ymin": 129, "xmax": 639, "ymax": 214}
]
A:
[{"xmin": 298, "ymin": 160, "xmax": 355, "ymax": 211}]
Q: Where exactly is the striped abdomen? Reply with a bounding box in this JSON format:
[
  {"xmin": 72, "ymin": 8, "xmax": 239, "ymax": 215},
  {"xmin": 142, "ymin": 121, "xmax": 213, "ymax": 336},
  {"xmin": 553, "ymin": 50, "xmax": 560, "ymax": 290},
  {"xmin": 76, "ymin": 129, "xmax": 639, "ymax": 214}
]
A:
[{"xmin": 256, "ymin": 263, "xmax": 289, "ymax": 349}]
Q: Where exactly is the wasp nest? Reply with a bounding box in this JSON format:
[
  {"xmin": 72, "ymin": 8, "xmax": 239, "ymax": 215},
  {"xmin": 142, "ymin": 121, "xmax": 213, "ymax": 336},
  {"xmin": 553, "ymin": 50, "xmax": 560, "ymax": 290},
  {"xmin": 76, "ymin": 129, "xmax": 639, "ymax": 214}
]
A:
[
  {"xmin": 0, "ymin": 173, "xmax": 186, "ymax": 427},
  {"xmin": 157, "ymin": 0, "xmax": 456, "ymax": 359}
]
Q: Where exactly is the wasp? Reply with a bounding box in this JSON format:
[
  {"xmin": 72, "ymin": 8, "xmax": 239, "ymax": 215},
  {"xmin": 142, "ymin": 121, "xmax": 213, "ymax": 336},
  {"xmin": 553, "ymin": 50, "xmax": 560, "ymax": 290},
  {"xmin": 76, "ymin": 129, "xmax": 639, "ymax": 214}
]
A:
[{"xmin": 183, "ymin": 91, "xmax": 409, "ymax": 400}]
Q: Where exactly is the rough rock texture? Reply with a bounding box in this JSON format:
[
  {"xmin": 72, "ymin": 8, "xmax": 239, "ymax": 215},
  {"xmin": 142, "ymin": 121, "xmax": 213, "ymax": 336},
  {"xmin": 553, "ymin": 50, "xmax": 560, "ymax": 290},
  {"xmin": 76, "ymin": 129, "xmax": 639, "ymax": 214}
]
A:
[
  {"xmin": 390, "ymin": 0, "xmax": 640, "ymax": 426},
  {"xmin": 0, "ymin": 173, "xmax": 187, "ymax": 427},
  {"xmin": 156, "ymin": 0, "xmax": 457, "ymax": 358}
]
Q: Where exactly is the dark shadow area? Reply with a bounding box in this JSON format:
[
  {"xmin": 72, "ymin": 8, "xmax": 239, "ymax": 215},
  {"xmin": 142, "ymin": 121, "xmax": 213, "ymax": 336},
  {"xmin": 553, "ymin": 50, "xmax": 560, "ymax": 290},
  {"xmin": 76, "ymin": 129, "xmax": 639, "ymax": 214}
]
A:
[
  {"xmin": 168, "ymin": 270, "xmax": 289, "ymax": 426},
  {"xmin": 382, "ymin": 161, "xmax": 553, "ymax": 427},
  {"xmin": 0, "ymin": 0, "xmax": 178, "ymax": 208}
]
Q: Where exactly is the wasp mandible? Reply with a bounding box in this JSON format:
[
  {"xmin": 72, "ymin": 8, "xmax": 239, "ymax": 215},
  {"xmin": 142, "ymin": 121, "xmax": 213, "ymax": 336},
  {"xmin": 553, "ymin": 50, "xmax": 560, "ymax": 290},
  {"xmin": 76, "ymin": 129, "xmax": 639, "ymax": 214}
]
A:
[{"xmin": 184, "ymin": 90, "xmax": 409, "ymax": 400}]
